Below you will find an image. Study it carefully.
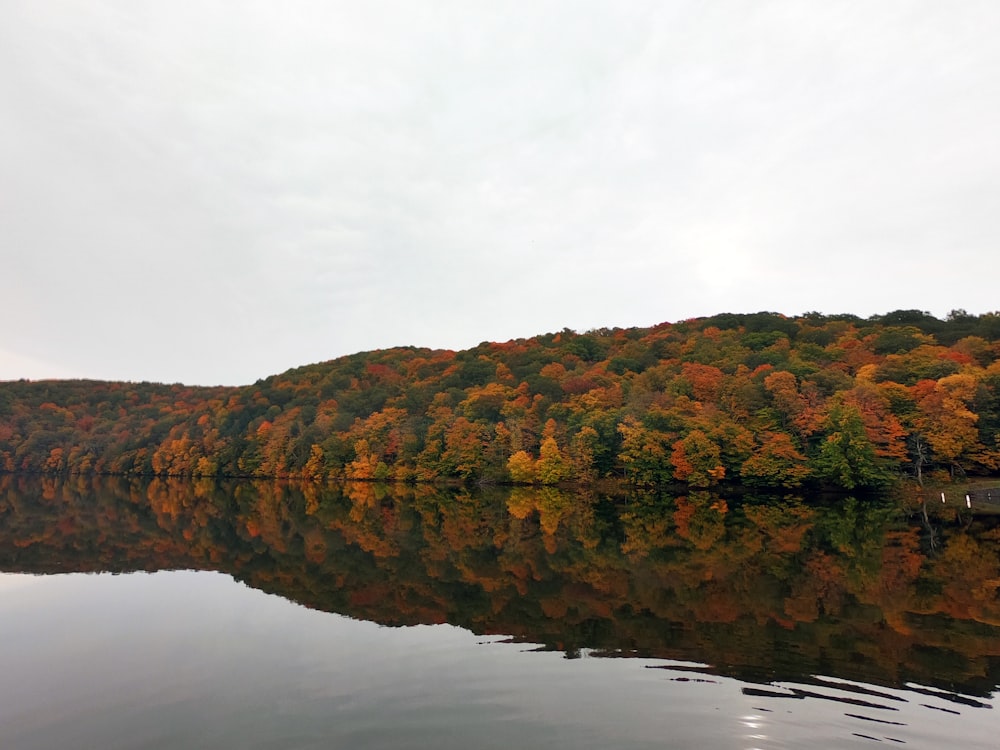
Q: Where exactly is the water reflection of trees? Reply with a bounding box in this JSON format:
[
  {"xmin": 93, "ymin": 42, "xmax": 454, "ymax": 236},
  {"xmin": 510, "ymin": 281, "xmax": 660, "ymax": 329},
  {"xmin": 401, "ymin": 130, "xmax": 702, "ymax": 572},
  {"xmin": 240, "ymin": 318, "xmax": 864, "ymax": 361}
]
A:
[{"xmin": 2, "ymin": 475, "xmax": 999, "ymax": 696}]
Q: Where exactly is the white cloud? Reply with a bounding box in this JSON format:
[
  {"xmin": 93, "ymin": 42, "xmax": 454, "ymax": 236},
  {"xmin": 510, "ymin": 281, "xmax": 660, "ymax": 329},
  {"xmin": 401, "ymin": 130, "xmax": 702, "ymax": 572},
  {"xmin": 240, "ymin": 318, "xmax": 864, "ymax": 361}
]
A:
[
  {"xmin": 0, "ymin": 347, "xmax": 87, "ymax": 382},
  {"xmin": 2, "ymin": 1, "xmax": 998, "ymax": 384}
]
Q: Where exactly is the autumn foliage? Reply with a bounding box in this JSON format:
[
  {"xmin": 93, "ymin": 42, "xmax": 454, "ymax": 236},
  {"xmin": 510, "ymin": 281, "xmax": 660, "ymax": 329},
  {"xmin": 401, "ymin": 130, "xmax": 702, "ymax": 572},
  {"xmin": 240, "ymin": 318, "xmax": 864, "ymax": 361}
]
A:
[{"xmin": 3, "ymin": 309, "xmax": 1000, "ymax": 490}]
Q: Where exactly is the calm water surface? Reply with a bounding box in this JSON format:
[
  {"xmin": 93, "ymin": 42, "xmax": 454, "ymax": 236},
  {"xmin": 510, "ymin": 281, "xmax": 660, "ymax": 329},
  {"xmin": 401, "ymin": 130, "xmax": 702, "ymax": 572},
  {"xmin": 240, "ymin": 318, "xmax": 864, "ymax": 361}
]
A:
[{"xmin": 0, "ymin": 477, "xmax": 998, "ymax": 748}]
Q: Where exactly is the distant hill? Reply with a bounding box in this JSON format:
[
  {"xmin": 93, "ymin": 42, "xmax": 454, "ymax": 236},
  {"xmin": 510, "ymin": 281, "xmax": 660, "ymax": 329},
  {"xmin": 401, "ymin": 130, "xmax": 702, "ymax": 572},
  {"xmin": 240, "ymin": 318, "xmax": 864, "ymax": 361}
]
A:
[{"xmin": 2, "ymin": 309, "xmax": 999, "ymax": 490}]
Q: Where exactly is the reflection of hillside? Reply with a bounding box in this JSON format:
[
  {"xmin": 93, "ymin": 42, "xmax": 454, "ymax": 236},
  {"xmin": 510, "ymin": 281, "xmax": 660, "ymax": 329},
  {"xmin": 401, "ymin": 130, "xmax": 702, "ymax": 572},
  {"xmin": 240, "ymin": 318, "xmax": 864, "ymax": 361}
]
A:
[{"xmin": 2, "ymin": 475, "xmax": 1000, "ymax": 697}]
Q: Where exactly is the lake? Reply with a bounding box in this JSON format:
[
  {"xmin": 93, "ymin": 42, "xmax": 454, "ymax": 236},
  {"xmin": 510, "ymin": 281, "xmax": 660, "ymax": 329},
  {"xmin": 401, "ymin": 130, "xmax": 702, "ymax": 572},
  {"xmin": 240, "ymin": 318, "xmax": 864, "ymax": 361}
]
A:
[{"xmin": 1, "ymin": 476, "xmax": 998, "ymax": 748}]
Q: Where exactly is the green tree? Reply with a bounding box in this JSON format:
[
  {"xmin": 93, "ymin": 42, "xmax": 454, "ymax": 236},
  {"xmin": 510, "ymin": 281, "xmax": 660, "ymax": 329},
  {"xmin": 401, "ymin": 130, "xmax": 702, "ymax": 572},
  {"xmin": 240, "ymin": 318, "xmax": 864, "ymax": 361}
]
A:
[
  {"xmin": 812, "ymin": 403, "xmax": 892, "ymax": 489},
  {"xmin": 617, "ymin": 417, "xmax": 673, "ymax": 485}
]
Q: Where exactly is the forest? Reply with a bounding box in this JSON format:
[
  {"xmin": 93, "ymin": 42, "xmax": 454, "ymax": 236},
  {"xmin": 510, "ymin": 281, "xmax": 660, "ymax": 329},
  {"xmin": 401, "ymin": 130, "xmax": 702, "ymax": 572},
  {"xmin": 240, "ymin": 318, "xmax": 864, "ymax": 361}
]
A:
[{"xmin": 2, "ymin": 309, "xmax": 1000, "ymax": 491}]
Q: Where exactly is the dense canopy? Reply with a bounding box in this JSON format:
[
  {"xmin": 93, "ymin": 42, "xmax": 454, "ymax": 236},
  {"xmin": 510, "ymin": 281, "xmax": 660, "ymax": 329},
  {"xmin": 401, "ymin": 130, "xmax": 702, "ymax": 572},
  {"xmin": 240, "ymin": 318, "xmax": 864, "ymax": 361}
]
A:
[{"xmin": 3, "ymin": 310, "xmax": 1000, "ymax": 490}]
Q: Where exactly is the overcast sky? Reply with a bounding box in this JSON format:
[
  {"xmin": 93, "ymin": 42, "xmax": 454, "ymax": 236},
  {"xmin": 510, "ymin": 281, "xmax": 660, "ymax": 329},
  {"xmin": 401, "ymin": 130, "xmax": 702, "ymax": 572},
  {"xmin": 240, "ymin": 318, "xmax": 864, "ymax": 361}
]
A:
[{"xmin": 2, "ymin": 1, "xmax": 998, "ymax": 386}]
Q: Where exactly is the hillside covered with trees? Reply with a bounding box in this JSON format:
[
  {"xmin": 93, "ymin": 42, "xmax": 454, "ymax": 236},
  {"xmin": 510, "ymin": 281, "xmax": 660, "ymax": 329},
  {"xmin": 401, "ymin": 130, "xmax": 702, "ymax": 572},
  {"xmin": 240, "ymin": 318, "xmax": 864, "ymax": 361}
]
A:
[{"xmin": 3, "ymin": 309, "xmax": 1000, "ymax": 491}]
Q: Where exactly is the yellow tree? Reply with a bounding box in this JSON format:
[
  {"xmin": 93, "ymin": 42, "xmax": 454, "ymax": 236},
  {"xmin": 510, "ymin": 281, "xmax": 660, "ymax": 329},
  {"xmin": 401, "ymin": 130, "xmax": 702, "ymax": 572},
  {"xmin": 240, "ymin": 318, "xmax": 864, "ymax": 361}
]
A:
[
  {"xmin": 303, "ymin": 444, "xmax": 326, "ymax": 480},
  {"xmin": 569, "ymin": 426, "xmax": 600, "ymax": 482},
  {"xmin": 507, "ymin": 450, "xmax": 536, "ymax": 483},
  {"xmin": 536, "ymin": 437, "xmax": 570, "ymax": 484},
  {"xmin": 911, "ymin": 375, "xmax": 987, "ymax": 475},
  {"xmin": 346, "ymin": 439, "xmax": 383, "ymax": 479},
  {"xmin": 535, "ymin": 419, "xmax": 571, "ymax": 485}
]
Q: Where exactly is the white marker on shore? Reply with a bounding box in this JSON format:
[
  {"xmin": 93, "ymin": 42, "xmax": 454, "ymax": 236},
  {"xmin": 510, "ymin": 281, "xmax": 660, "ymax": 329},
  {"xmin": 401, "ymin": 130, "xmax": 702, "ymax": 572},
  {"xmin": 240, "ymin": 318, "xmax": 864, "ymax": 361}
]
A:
[
  {"xmin": 941, "ymin": 492, "xmax": 946, "ymax": 503},
  {"xmin": 967, "ymin": 494, "xmax": 972, "ymax": 509}
]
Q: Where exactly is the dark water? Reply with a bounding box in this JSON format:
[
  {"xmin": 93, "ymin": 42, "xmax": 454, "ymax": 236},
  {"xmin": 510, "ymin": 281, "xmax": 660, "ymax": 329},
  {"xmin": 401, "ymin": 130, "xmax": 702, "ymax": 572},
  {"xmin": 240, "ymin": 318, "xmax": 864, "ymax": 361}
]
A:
[{"xmin": 1, "ymin": 476, "xmax": 998, "ymax": 748}]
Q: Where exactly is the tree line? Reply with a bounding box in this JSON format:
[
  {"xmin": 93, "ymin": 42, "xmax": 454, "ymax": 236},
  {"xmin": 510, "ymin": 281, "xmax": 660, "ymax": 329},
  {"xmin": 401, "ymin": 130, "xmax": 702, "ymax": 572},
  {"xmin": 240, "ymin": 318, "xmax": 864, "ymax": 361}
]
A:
[{"xmin": 2, "ymin": 309, "xmax": 1000, "ymax": 490}]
